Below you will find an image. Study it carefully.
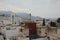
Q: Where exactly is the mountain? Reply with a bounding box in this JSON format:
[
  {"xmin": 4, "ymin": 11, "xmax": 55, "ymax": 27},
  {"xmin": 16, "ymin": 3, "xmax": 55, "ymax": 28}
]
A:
[
  {"xmin": 0, "ymin": 11, "xmax": 43, "ymax": 21},
  {"xmin": 0, "ymin": 11, "xmax": 12, "ymax": 16},
  {"xmin": 16, "ymin": 13, "xmax": 43, "ymax": 20}
]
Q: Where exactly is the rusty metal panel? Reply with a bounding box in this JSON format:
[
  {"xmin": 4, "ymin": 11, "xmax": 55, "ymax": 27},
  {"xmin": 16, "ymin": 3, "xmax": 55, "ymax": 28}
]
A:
[{"xmin": 25, "ymin": 22, "xmax": 37, "ymax": 35}]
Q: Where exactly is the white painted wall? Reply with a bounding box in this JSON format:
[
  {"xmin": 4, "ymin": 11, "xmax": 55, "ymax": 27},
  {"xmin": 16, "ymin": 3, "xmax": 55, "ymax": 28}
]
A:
[
  {"xmin": 5, "ymin": 29, "xmax": 19, "ymax": 38},
  {"xmin": 3, "ymin": 20, "xmax": 11, "ymax": 25},
  {"xmin": 57, "ymin": 29, "xmax": 60, "ymax": 36},
  {"xmin": 0, "ymin": 35, "xmax": 4, "ymax": 40},
  {"xmin": 1, "ymin": 27, "xmax": 21, "ymax": 39}
]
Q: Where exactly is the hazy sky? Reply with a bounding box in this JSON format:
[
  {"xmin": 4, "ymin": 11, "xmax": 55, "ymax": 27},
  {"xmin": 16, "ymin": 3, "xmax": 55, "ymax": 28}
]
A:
[{"xmin": 0, "ymin": 0, "xmax": 60, "ymax": 18}]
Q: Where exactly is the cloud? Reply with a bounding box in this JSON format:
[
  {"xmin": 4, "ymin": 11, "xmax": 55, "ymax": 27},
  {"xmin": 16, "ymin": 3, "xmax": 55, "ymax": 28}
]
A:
[
  {"xmin": 7, "ymin": 5, "xmax": 29, "ymax": 12},
  {"xmin": 0, "ymin": 0, "xmax": 3, "ymax": 2},
  {"xmin": 0, "ymin": 5, "xmax": 30, "ymax": 13},
  {"xmin": 0, "ymin": 0, "xmax": 31, "ymax": 13},
  {"xmin": 50, "ymin": 0, "xmax": 60, "ymax": 3},
  {"xmin": 0, "ymin": 0, "xmax": 60, "ymax": 18}
]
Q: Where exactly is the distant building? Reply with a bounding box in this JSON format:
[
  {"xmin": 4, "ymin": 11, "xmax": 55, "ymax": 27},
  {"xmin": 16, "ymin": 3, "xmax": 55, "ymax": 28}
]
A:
[{"xmin": 0, "ymin": 14, "xmax": 24, "ymax": 25}]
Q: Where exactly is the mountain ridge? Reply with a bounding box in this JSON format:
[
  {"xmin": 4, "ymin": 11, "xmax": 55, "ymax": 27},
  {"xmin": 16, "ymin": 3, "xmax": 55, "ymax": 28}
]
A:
[{"xmin": 0, "ymin": 11, "xmax": 43, "ymax": 21}]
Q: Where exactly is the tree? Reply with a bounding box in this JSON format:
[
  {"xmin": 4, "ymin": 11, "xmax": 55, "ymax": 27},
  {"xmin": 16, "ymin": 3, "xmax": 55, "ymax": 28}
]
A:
[
  {"xmin": 57, "ymin": 18, "xmax": 60, "ymax": 27},
  {"xmin": 57, "ymin": 18, "xmax": 60, "ymax": 23},
  {"xmin": 42, "ymin": 18, "xmax": 45, "ymax": 26},
  {"xmin": 50, "ymin": 21, "xmax": 57, "ymax": 27}
]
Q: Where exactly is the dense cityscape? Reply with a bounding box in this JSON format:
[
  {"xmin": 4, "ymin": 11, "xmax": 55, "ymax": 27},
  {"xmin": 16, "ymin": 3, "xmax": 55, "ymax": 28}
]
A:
[
  {"xmin": 0, "ymin": 13, "xmax": 60, "ymax": 40},
  {"xmin": 0, "ymin": 0, "xmax": 60, "ymax": 40}
]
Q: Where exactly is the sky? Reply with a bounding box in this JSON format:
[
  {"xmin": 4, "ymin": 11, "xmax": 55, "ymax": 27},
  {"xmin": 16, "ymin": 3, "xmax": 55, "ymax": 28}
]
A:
[{"xmin": 0, "ymin": 0, "xmax": 60, "ymax": 18}]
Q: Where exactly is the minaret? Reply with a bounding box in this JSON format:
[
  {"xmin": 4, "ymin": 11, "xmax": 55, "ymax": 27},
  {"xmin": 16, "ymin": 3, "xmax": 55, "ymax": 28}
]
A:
[
  {"xmin": 11, "ymin": 13, "xmax": 15, "ymax": 24},
  {"xmin": 29, "ymin": 13, "xmax": 31, "ymax": 22}
]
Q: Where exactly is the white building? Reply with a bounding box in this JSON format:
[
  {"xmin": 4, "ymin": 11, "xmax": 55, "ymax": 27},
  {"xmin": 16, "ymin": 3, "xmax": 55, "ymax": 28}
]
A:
[{"xmin": 0, "ymin": 14, "xmax": 23, "ymax": 25}]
